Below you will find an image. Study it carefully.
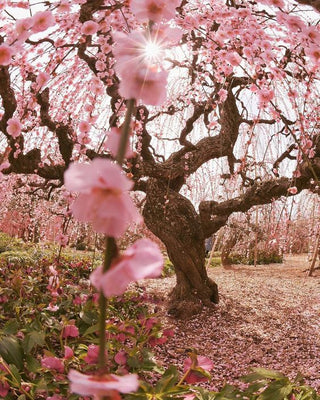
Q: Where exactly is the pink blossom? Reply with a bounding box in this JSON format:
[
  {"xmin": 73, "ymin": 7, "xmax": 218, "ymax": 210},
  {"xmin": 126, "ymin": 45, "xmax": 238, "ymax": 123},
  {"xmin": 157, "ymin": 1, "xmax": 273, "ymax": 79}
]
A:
[
  {"xmin": 68, "ymin": 369, "xmax": 139, "ymax": 397},
  {"xmin": 46, "ymin": 303, "xmax": 59, "ymax": 312},
  {"xmin": 47, "ymin": 395, "xmax": 64, "ymax": 400},
  {"xmin": 306, "ymin": 44, "xmax": 320, "ymax": 64},
  {"xmin": 62, "ymin": 324, "xmax": 79, "ymax": 338},
  {"xmin": 49, "ymin": 265, "xmax": 58, "ymax": 276},
  {"xmin": 258, "ymin": 88, "xmax": 274, "ymax": 104},
  {"xmin": 0, "ymin": 162, "xmax": 10, "ymax": 171},
  {"xmin": 31, "ymin": 11, "xmax": 55, "ymax": 33},
  {"xmin": 287, "ymin": 186, "xmax": 298, "ymax": 195},
  {"xmin": 218, "ymin": 89, "xmax": 228, "ymax": 103},
  {"xmin": 84, "ymin": 344, "xmax": 104, "ymax": 365},
  {"xmin": 104, "ymin": 127, "xmax": 135, "ymax": 158},
  {"xmin": 90, "ymin": 238, "xmax": 163, "ymax": 297},
  {"xmin": 64, "ymin": 346, "xmax": 74, "ymax": 359},
  {"xmin": 95, "ymin": 60, "xmax": 106, "ymax": 71},
  {"xmin": 58, "ymin": 0, "xmax": 71, "ymax": 12},
  {"xmin": 130, "ymin": 0, "xmax": 180, "ymax": 22},
  {"xmin": 114, "ymin": 350, "xmax": 127, "ymax": 365},
  {"xmin": 0, "ymin": 44, "xmax": 14, "ymax": 66},
  {"xmin": 81, "ymin": 20, "xmax": 99, "ymax": 35},
  {"xmin": 36, "ymin": 71, "xmax": 50, "ymax": 88},
  {"xmin": 15, "ymin": 17, "xmax": 33, "ymax": 40},
  {"xmin": 225, "ymin": 51, "xmax": 242, "ymax": 66},
  {"xmin": 79, "ymin": 120, "xmax": 91, "ymax": 134},
  {"xmin": 7, "ymin": 118, "xmax": 22, "ymax": 138},
  {"xmin": 57, "ymin": 233, "xmax": 68, "ymax": 246},
  {"xmin": 64, "ymin": 159, "xmax": 141, "ymax": 237},
  {"xmin": 183, "ymin": 355, "xmax": 214, "ymax": 384},
  {"xmin": 0, "ymin": 381, "xmax": 9, "ymax": 398},
  {"xmin": 41, "ymin": 356, "xmax": 64, "ymax": 373}
]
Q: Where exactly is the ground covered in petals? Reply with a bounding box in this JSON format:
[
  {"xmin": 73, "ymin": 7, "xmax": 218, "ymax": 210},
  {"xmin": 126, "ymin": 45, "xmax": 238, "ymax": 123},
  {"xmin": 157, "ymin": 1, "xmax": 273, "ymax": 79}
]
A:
[{"xmin": 144, "ymin": 255, "xmax": 320, "ymax": 391}]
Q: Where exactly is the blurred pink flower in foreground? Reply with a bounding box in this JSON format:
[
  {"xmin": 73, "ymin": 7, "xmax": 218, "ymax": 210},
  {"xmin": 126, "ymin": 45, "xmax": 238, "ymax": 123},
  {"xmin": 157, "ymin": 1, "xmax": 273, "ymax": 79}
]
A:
[
  {"xmin": 130, "ymin": 0, "xmax": 181, "ymax": 22},
  {"xmin": 113, "ymin": 30, "xmax": 168, "ymax": 105},
  {"xmin": 183, "ymin": 355, "xmax": 213, "ymax": 384},
  {"xmin": 104, "ymin": 127, "xmax": 135, "ymax": 159},
  {"xmin": 119, "ymin": 65, "xmax": 168, "ymax": 106},
  {"xmin": 90, "ymin": 238, "xmax": 163, "ymax": 297},
  {"xmin": 64, "ymin": 159, "xmax": 141, "ymax": 237},
  {"xmin": 68, "ymin": 369, "xmax": 139, "ymax": 398}
]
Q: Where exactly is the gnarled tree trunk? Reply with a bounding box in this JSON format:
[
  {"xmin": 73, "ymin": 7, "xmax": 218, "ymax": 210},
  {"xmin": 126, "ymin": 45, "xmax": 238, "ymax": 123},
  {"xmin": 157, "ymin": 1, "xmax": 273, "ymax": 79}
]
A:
[{"xmin": 143, "ymin": 179, "xmax": 219, "ymax": 318}]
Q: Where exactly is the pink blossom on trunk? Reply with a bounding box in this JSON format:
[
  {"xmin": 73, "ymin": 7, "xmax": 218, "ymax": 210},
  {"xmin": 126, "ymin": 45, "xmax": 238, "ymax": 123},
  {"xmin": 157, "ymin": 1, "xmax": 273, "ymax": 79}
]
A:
[
  {"xmin": 0, "ymin": 44, "xmax": 14, "ymax": 66},
  {"xmin": 81, "ymin": 20, "xmax": 99, "ymax": 35},
  {"xmin": 287, "ymin": 186, "xmax": 298, "ymax": 194},
  {"xmin": 7, "ymin": 118, "xmax": 22, "ymax": 138}
]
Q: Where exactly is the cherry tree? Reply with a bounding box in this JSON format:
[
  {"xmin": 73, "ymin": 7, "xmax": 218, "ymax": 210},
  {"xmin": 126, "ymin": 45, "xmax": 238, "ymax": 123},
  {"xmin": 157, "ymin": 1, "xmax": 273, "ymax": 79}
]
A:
[{"xmin": 1, "ymin": 0, "xmax": 320, "ymax": 318}]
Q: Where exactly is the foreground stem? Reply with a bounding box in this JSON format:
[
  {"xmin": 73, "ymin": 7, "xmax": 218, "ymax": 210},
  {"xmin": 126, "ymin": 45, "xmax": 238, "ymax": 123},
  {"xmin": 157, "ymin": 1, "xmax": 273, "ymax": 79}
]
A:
[{"xmin": 98, "ymin": 99, "xmax": 135, "ymax": 369}]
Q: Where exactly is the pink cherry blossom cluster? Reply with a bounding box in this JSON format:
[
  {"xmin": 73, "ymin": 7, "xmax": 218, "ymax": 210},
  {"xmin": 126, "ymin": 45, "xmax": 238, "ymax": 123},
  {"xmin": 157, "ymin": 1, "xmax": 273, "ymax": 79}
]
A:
[{"xmin": 0, "ymin": 11, "xmax": 55, "ymax": 66}]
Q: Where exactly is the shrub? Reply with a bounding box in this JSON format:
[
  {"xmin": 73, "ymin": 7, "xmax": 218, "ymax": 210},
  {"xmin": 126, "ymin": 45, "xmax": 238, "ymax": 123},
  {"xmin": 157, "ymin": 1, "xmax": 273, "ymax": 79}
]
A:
[
  {"xmin": 229, "ymin": 250, "xmax": 283, "ymax": 265},
  {"xmin": 0, "ymin": 250, "xmax": 35, "ymax": 267}
]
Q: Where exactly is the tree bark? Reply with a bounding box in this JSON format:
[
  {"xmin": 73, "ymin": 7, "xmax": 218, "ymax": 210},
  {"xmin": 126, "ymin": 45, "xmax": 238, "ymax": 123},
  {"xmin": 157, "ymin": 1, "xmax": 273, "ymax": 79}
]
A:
[{"xmin": 143, "ymin": 179, "xmax": 219, "ymax": 319}]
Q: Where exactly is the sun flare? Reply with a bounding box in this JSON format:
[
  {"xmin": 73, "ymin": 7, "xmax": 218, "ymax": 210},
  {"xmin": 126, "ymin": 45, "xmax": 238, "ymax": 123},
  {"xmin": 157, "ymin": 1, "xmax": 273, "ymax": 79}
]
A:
[{"xmin": 142, "ymin": 39, "xmax": 163, "ymax": 63}]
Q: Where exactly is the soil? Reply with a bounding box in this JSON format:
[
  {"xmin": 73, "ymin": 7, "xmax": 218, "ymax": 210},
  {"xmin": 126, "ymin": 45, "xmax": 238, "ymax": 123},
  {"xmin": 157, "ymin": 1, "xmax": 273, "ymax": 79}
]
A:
[{"xmin": 142, "ymin": 255, "xmax": 320, "ymax": 391}]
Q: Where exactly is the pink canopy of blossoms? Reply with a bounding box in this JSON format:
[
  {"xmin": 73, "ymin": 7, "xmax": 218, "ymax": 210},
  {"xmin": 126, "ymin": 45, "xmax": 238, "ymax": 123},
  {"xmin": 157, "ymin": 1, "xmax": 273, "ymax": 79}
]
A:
[
  {"xmin": 68, "ymin": 369, "xmax": 139, "ymax": 398},
  {"xmin": 64, "ymin": 158, "xmax": 141, "ymax": 238},
  {"xmin": 90, "ymin": 238, "xmax": 163, "ymax": 297}
]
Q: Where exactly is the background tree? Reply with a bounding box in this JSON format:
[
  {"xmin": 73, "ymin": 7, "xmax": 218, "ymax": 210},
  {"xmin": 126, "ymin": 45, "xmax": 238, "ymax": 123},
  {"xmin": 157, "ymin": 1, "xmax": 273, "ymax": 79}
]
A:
[{"xmin": 1, "ymin": 0, "xmax": 320, "ymax": 317}]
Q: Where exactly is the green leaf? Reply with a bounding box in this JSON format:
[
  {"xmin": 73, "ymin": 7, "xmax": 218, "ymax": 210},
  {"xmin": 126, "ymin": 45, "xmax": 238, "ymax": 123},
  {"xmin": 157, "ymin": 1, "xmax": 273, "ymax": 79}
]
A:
[
  {"xmin": 80, "ymin": 310, "xmax": 97, "ymax": 325},
  {"xmin": 83, "ymin": 323, "xmax": 99, "ymax": 336},
  {"xmin": 257, "ymin": 380, "xmax": 293, "ymax": 400},
  {"xmin": 9, "ymin": 363, "xmax": 21, "ymax": 386},
  {"xmin": 25, "ymin": 354, "xmax": 41, "ymax": 372},
  {"xmin": 22, "ymin": 331, "xmax": 46, "ymax": 352},
  {"xmin": 215, "ymin": 384, "xmax": 241, "ymax": 400},
  {"xmin": 2, "ymin": 319, "xmax": 19, "ymax": 335},
  {"xmin": 0, "ymin": 336, "xmax": 24, "ymax": 369},
  {"xmin": 17, "ymin": 395, "xmax": 26, "ymax": 400},
  {"xmin": 242, "ymin": 368, "xmax": 286, "ymax": 383},
  {"xmin": 155, "ymin": 366, "xmax": 180, "ymax": 392}
]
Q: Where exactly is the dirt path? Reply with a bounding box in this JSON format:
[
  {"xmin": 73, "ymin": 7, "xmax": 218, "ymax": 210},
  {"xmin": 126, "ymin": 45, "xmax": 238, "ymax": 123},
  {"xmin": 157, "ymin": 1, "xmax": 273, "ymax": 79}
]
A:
[{"xmin": 143, "ymin": 255, "xmax": 320, "ymax": 391}]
